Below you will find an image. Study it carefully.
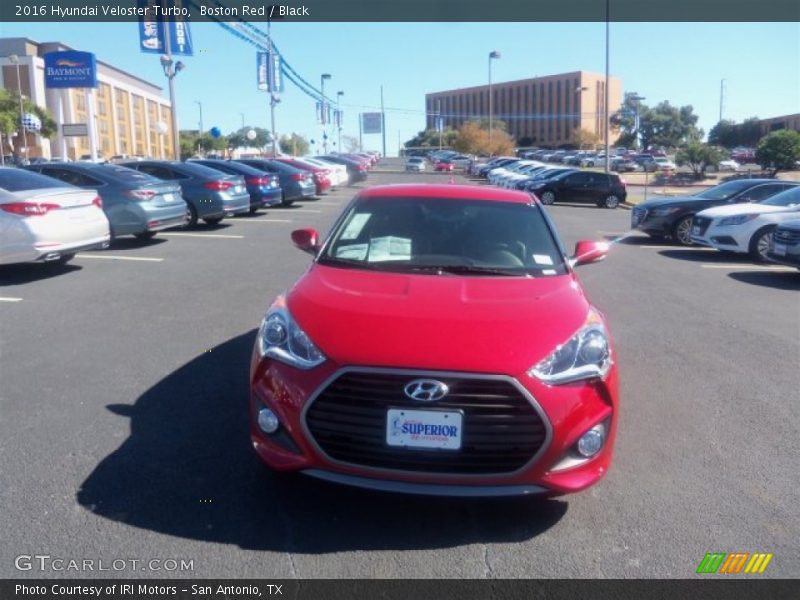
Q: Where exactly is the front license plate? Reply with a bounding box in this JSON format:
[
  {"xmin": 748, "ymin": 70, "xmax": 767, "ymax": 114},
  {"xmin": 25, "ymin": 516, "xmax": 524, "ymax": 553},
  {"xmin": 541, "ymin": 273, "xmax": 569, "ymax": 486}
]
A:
[
  {"xmin": 773, "ymin": 242, "xmax": 787, "ymax": 256},
  {"xmin": 386, "ymin": 409, "xmax": 463, "ymax": 450}
]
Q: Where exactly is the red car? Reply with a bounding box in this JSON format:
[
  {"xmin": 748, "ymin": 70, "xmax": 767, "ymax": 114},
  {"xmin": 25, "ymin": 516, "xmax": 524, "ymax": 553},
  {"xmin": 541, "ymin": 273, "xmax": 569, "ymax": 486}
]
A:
[
  {"xmin": 435, "ymin": 160, "xmax": 455, "ymax": 172},
  {"xmin": 249, "ymin": 184, "xmax": 618, "ymax": 497},
  {"xmin": 271, "ymin": 157, "xmax": 332, "ymax": 195}
]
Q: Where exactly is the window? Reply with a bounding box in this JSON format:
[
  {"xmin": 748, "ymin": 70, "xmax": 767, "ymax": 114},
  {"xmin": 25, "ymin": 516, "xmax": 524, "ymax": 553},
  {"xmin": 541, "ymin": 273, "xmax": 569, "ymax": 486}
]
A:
[
  {"xmin": 40, "ymin": 167, "xmax": 104, "ymax": 187},
  {"xmin": 564, "ymin": 172, "xmax": 591, "ymax": 186},
  {"xmin": 137, "ymin": 164, "xmax": 178, "ymax": 180},
  {"xmin": 0, "ymin": 169, "xmax": 71, "ymax": 191}
]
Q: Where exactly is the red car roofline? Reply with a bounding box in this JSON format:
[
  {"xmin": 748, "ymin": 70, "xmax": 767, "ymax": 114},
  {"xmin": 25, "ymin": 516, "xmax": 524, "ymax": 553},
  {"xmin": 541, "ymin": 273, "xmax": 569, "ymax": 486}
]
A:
[{"xmin": 357, "ymin": 184, "xmax": 535, "ymax": 204}]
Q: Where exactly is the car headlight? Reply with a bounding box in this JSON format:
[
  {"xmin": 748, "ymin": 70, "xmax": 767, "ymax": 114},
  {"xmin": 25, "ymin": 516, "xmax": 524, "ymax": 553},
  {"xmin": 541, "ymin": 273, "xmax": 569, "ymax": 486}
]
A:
[
  {"xmin": 719, "ymin": 214, "xmax": 758, "ymax": 226},
  {"xmin": 650, "ymin": 207, "xmax": 680, "ymax": 216},
  {"xmin": 529, "ymin": 309, "xmax": 612, "ymax": 384},
  {"xmin": 257, "ymin": 300, "xmax": 326, "ymax": 369}
]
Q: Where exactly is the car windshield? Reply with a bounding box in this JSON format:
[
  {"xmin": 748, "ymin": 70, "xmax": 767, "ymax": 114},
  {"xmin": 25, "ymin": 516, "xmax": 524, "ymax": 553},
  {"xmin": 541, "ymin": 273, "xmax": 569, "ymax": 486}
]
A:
[
  {"xmin": 761, "ymin": 186, "xmax": 800, "ymax": 207},
  {"xmin": 694, "ymin": 179, "xmax": 767, "ymax": 200},
  {"xmin": 99, "ymin": 164, "xmax": 160, "ymax": 183},
  {"xmin": 320, "ymin": 197, "xmax": 567, "ymax": 277}
]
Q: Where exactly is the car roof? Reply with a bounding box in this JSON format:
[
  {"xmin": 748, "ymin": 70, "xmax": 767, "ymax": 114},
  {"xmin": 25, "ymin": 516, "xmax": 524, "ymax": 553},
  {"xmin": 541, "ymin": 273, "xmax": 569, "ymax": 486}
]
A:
[{"xmin": 357, "ymin": 184, "xmax": 534, "ymax": 204}]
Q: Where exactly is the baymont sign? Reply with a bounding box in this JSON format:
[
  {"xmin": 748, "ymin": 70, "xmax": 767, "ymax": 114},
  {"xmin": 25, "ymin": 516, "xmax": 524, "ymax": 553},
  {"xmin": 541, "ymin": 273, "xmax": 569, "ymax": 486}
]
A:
[{"xmin": 44, "ymin": 51, "xmax": 97, "ymax": 89}]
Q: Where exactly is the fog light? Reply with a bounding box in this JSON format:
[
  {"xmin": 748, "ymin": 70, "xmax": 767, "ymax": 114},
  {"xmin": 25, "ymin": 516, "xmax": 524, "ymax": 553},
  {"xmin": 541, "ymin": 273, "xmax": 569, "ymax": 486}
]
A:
[
  {"xmin": 257, "ymin": 408, "xmax": 280, "ymax": 434},
  {"xmin": 577, "ymin": 426, "xmax": 605, "ymax": 458}
]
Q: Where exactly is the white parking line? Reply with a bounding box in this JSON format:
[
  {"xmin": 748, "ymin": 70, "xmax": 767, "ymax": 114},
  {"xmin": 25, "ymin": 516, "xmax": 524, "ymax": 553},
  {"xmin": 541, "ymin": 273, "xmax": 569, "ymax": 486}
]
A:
[
  {"xmin": 282, "ymin": 209, "xmax": 322, "ymax": 213},
  {"xmin": 159, "ymin": 232, "xmax": 244, "ymax": 239},
  {"xmin": 700, "ymin": 264, "xmax": 796, "ymax": 271},
  {"xmin": 235, "ymin": 218, "xmax": 293, "ymax": 223},
  {"xmin": 0, "ymin": 297, "xmax": 23, "ymax": 302},
  {"xmin": 637, "ymin": 245, "xmax": 715, "ymax": 250},
  {"xmin": 75, "ymin": 254, "xmax": 164, "ymax": 262}
]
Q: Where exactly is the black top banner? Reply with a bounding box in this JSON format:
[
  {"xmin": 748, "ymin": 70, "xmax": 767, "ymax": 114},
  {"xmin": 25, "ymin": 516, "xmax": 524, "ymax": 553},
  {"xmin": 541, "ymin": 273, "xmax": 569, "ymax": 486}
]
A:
[{"xmin": 2, "ymin": 0, "xmax": 800, "ymax": 22}]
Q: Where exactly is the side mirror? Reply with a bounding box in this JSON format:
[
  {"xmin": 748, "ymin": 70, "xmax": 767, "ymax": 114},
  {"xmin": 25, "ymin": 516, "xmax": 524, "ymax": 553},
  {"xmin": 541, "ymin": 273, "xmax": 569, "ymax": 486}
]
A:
[
  {"xmin": 570, "ymin": 240, "xmax": 609, "ymax": 267},
  {"xmin": 291, "ymin": 228, "xmax": 320, "ymax": 255}
]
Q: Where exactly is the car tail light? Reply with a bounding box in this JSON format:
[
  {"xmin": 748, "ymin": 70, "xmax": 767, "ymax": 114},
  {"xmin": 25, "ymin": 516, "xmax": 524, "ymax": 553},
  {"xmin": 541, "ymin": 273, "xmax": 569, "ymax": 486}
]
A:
[
  {"xmin": 92, "ymin": 196, "xmax": 103, "ymax": 209},
  {"xmin": 620, "ymin": 178, "xmax": 627, "ymax": 189},
  {"xmin": 289, "ymin": 173, "xmax": 304, "ymax": 181},
  {"xmin": 125, "ymin": 189, "xmax": 156, "ymax": 201},
  {"xmin": 357, "ymin": 164, "xmax": 367, "ymax": 171},
  {"xmin": 245, "ymin": 176, "xmax": 269, "ymax": 186},
  {"xmin": 204, "ymin": 180, "xmax": 233, "ymax": 191},
  {"xmin": 1, "ymin": 202, "xmax": 60, "ymax": 216}
]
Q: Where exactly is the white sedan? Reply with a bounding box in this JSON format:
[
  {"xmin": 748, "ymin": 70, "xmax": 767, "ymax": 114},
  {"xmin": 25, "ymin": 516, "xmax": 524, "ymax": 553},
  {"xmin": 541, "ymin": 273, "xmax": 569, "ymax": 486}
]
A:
[
  {"xmin": 0, "ymin": 168, "xmax": 110, "ymax": 265},
  {"xmin": 690, "ymin": 185, "xmax": 800, "ymax": 261}
]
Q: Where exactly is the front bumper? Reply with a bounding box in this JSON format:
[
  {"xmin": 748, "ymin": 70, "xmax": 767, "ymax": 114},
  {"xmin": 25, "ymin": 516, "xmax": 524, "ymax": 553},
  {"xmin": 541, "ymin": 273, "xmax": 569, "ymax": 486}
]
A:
[{"xmin": 249, "ymin": 357, "xmax": 618, "ymax": 497}]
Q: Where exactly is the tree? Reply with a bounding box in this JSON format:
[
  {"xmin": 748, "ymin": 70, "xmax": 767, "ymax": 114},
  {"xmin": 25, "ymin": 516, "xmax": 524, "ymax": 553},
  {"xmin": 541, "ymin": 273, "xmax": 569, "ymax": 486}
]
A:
[
  {"xmin": 675, "ymin": 142, "xmax": 725, "ymax": 176},
  {"xmin": 610, "ymin": 92, "xmax": 647, "ymax": 148},
  {"xmin": 755, "ymin": 129, "xmax": 800, "ymax": 176},
  {"xmin": 737, "ymin": 117, "xmax": 763, "ymax": 147},
  {"xmin": 452, "ymin": 120, "xmax": 514, "ymax": 156},
  {"xmin": 638, "ymin": 101, "xmax": 703, "ymax": 150},
  {"xmin": 178, "ymin": 130, "xmax": 227, "ymax": 160},
  {"xmin": 0, "ymin": 88, "xmax": 57, "ymax": 155},
  {"xmin": 404, "ymin": 127, "xmax": 457, "ymax": 149},
  {"xmin": 278, "ymin": 133, "xmax": 309, "ymax": 156},
  {"xmin": 342, "ymin": 134, "xmax": 360, "ymax": 153},
  {"xmin": 571, "ymin": 127, "xmax": 601, "ymax": 150},
  {"xmin": 227, "ymin": 126, "xmax": 271, "ymax": 152},
  {"xmin": 707, "ymin": 119, "xmax": 739, "ymax": 148}
]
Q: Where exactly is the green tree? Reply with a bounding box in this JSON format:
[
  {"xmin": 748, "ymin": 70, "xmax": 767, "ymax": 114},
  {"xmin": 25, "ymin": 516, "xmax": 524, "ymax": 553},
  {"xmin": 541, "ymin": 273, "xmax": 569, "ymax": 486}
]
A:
[
  {"xmin": 737, "ymin": 117, "xmax": 763, "ymax": 147},
  {"xmin": 610, "ymin": 92, "xmax": 647, "ymax": 148},
  {"xmin": 638, "ymin": 101, "xmax": 702, "ymax": 150},
  {"xmin": 405, "ymin": 127, "xmax": 457, "ymax": 148},
  {"xmin": 755, "ymin": 129, "xmax": 800, "ymax": 176},
  {"xmin": 227, "ymin": 127, "xmax": 271, "ymax": 152},
  {"xmin": 0, "ymin": 88, "xmax": 57, "ymax": 154},
  {"xmin": 572, "ymin": 127, "xmax": 601, "ymax": 150},
  {"xmin": 707, "ymin": 119, "xmax": 739, "ymax": 148},
  {"xmin": 179, "ymin": 130, "xmax": 227, "ymax": 160},
  {"xmin": 279, "ymin": 133, "xmax": 309, "ymax": 156},
  {"xmin": 675, "ymin": 142, "xmax": 725, "ymax": 176}
]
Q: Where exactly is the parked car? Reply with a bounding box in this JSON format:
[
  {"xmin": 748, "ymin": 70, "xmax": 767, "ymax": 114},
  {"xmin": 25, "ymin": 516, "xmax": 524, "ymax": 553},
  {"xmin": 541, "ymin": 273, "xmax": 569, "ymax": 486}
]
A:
[
  {"xmin": 270, "ymin": 157, "xmax": 332, "ymax": 196},
  {"xmin": 121, "ymin": 160, "xmax": 250, "ymax": 225},
  {"xmin": 250, "ymin": 183, "xmax": 617, "ymax": 496},
  {"xmin": 447, "ymin": 154, "xmax": 472, "ymax": 169},
  {"xmin": 0, "ymin": 167, "xmax": 109, "ymax": 265},
  {"xmin": 654, "ymin": 157, "xmax": 677, "ymax": 171},
  {"xmin": 631, "ymin": 179, "xmax": 797, "ymax": 245},
  {"xmin": 610, "ymin": 158, "xmax": 641, "ymax": 173},
  {"xmin": 405, "ymin": 157, "xmax": 426, "ymax": 172},
  {"xmin": 690, "ymin": 184, "xmax": 800, "ymax": 260},
  {"xmin": 477, "ymin": 157, "xmax": 517, "ymax": 178},
  {"xmin": 302, "ymin": 157, "xmax": 349, "ymax": 187},
  {"xmin": 767, "ymin": 219, "xmax": 800, "ymax": 269},
  {"xmin": 237, "ymin": 159, "xmax": 317, "ymax": 205},
  {"xmin": 316, "ymin": 155, "xmax": 368, "ymax": 184},
  {"xmin": 527, "ymin": 170, "xmax": 627, "ymax": 208},
  {"xmin": 633, "ymin": 154, "xmax": 658, "ymax": 172},
  {"xmin": 189, "ymin": 159, "xmax": 282, "ymax": 213},
  {"xmin": 434, "ymin": 159, "xmax": 455, "ymax": 172},
  {"xmin": 518, "ymin": 168, "xmax": 578, "ymax": 191},
  {"xmin": 717, "ymin": 159, "xmax": 741, "ymax": 172}
]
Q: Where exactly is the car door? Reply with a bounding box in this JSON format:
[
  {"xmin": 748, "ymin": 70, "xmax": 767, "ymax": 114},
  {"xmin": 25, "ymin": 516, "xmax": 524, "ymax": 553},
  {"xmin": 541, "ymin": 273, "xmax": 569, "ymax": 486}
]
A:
[
  {"xmin": 558, "ymin": 172, "xmax": 592, "ymax": 202},
  {"xmin": 583, "ymin": 173, "xmax": 610, "ymax": 203}
]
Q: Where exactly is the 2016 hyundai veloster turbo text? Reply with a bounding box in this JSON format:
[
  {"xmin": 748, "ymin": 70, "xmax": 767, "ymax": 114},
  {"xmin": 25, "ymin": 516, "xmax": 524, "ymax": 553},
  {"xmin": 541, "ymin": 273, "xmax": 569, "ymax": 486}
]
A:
[{"xmin": 249, "ymin": 184, "xmax": 618, "ymax": 497}]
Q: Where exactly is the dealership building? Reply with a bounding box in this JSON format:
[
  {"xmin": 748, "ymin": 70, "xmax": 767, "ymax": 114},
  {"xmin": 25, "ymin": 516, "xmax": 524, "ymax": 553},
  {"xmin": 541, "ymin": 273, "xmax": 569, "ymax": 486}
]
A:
[
  {"xmin": 426, "ymin": 70, "xmax": 623, "ymax": 147},
  {"xmin": 0, "ymin": 37, "xmax": 174, "ymax": 160}
]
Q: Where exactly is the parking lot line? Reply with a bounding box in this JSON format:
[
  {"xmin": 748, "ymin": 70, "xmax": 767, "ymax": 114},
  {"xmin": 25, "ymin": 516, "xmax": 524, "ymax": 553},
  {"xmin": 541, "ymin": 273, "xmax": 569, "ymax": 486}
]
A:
[
  {"xmin": 234, "ymin": 218, "xmax": 294, "ymax": 223},
  {"xmin": 281, "ymin": 209, "xmax": 322, "ymax": 214},
  {"xmin": 637, "ymin": 245, "xmax": 716, "ymax": 250},
  {"xmin": 700, "ymin": 264, "xmax": 796, "ymax": 271},
  {"xmin": 159, "ymin": 232, "xmax": 244, "ymax": 239},
  {"xmin": 0, "ymin": 297, "xmax": 23, "ymax": 302},
  {"xmin": 75, "ymin": 254, "xmax": 164, "ymax": 262}
]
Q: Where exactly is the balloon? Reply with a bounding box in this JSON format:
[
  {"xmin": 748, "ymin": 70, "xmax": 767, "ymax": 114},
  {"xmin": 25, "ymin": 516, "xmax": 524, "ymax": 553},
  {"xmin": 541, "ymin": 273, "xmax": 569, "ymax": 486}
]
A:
[
  {"xmin": 210, "ymin": 127, "xmax": 222, "ymax": 138},
  {"xmin": 246, "ymin": 129, "xmax": 257, "ymax": 141},
  {"xmin": 21, "ymin": 113, "xmax": 42, "ymax": 132},
  {"xmin": 156, "ymin": 121, "xmax": 168, "ymax": 135}
]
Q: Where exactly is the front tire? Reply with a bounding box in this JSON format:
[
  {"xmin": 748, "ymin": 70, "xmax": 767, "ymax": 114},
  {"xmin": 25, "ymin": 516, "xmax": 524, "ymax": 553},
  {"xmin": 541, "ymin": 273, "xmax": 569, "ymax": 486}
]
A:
[
  {"xmin": 602, "ymin": 194, "xmax": 621, "ymax": 209},
  {"xmin": 134, "ymin": 231, "xmax": 156, "ymax": 240},
  {"xmin": 204, "ymin": 217, "xmax": 224, "ymax": 226},
  {"xmin": 539, "ymin": 190, "xmax": 556, "ymax": 205},
  {"xmin": 185, "ymin": 204, "xmax": 198, "ymax": 228},
  {"xmin": 673, "ymin": 215, "xmax": 694, "ymax": 246},
  {"xmin": 749, "ymin": 226, "xmax": 775, "ymax": 262}
]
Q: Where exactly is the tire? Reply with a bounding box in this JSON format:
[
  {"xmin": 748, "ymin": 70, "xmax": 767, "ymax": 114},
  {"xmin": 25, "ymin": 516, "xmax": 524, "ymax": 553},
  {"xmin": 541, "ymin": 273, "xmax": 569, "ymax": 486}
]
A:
[
  {"xmin": 672, "ymin": 215, "xmax": 694, "ymax": 246},
  {"xmin": 539, "ymin": 190, "xmax": 556, "ymax": 205},
  {"xmin": 185, "ymin": 204, "xmax": 198, "ymax": 228},
  {"xmin": 749, "ymin": 226, "xmax": 775, "ymax": 262},
  {"xmin": 204, "ymin": 217, "xmax": 223, "ymax": 226},
  {"xmin": 134, "ymin": 231, "xmax": 156, "ymax": 240},
  {"xmin": 603, "ymin": 194, "xmax": 621, "ymax": 209},
  {"xmin": 249, "ymin": 205, "xmax": 260, "ymax": 214},
  {"xmin": 55, "ymin": 253, "xmax": 75, "ymax": 265}
]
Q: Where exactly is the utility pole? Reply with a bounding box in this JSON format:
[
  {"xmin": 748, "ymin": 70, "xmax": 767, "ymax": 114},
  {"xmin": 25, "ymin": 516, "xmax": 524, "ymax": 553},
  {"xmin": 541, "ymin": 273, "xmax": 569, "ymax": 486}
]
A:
[
  {"xmin": 604, "ymin": 0, "xmax": 611, "ymax": 174},
  {"xmin": 161, "ymin": 29, "xmax": 184, "ymax": 161},
  {"xmin": 268, "ymin": 17, "xmax": 278, "ymax": 157},
  {"xmin": 719, "ymin": 79, "xmax": 726, "ymax": 123},
  {"xmin": 488, "ymin": 51, "xmax": 500, "ymax": 149},
  {"xmin": 437, "ymin": 99, "xmax": 443, "ymax": 150},
  {"xmin": 380, "ymin": 85, "xmax": 387, "ymax": 157},
  {"xmin": 358, "ymin": 112, "xmax": 363, "ymax": 152}
]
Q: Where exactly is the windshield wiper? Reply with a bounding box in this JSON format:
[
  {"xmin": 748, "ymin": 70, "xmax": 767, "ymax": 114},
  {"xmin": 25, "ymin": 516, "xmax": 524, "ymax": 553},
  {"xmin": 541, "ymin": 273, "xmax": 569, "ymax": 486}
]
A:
[{"xmin": 407, "ymin": 264, "xmax": 527, "ymax": 277}]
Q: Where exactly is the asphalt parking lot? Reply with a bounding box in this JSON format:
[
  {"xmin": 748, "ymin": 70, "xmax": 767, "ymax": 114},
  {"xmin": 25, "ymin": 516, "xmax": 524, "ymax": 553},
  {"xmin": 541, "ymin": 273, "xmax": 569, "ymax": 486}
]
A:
[{"xmin": 1, "ymin": 167, "xmax": 798, "ymax": 578}]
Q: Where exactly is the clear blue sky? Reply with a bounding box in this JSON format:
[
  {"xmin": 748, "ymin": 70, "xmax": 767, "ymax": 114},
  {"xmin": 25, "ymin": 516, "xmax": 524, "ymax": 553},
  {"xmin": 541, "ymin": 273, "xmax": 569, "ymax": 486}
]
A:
[{"xmin": 5, "ymin": 21, "xmax": 799, "ymax": 155}]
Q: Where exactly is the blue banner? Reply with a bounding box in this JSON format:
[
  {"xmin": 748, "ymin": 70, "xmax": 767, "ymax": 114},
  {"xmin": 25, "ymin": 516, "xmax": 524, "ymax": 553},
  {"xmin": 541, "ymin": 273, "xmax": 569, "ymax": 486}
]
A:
[
  {"xmin": 267, "ymin": 52, "xmax": 283, "ymax": 93},
  {"xmin": 137, "ymin": 0, "xmax": 193, "ymax": 56},
  {"xmin": 44, "ymin": 51, "xmax": 97, "ymax": 88},
  {"xmin": 257, "ymin": 52, "xmax": 268, "ymax": 91}
]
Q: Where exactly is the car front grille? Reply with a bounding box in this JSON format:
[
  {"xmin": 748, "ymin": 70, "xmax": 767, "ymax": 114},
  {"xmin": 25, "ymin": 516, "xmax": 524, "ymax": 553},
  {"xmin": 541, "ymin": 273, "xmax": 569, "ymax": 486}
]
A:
[
  {"xmin": 692, "ymin": 216, "xmax": 712, "ymax": 236},
  {"xmin": 774, "ymin": 227, "xmax": 800, "ymax": 245},
  {"xmin": 304, "ymin": 370, "xmax": 549, "ymax": 475}
]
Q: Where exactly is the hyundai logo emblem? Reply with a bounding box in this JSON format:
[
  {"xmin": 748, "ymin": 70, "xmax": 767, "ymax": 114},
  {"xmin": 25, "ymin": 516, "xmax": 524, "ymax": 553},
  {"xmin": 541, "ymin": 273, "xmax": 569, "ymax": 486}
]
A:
[{"xmin": 403, "ymin": 379, "xmax": 449, "ymax": 402}]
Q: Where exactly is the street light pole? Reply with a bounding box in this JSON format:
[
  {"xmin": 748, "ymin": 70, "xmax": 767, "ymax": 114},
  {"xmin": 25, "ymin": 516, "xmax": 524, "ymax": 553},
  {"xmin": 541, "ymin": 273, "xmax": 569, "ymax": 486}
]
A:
[
  {"xmin": 9, "ymin": 55, "xmax": 28, "ymax": 160},
  {"xmin": 604, "ymin": 0, "xmax": 610, "ymax": 173},
  {"xmin": 194, "ymin": 101, "xmax": 203, "ymax": 135},
  {"xmin": 628, "ymin": 93, "xmax": 646, "ymax": 150},
  {"xmin": 270, "ymin": 94, "xmax": 279, "ymax": 156},
  {"xmin": 337, "ymin": 91, "xmax": 344, "ymax": 152},
  {"xmin": 320, "ymin": 73, "xmax": 331, "ymax": 153},
  {"xmin": 719, "ymin": 79, "xmax": 726, "ymax": 123},
  {"xmin": 160, "ymin": 36, "xmax": 185, "ymax": 160},
  {"xmin": 239, "ymin": 113, "xmax": 245, "ymax": 130},
  {"xmin": 488, "ymin": 51, "xmax": 500, "ymax": 149}
]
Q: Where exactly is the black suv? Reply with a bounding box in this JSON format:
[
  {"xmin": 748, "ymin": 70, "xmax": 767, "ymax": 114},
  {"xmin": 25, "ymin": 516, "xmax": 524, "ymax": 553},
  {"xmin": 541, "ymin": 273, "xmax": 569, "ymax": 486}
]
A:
[
  {"xmin": 631, "ymin": 179, "xmax": 799, "ymax": 245},
  {"xmin": 527, "ymin": 171, "xmax": 627, "ymax": 209}
]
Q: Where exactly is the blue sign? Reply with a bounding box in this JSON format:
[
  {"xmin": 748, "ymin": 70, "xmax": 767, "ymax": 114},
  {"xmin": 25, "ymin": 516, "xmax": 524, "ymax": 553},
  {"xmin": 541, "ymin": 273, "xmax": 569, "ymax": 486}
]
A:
[
  {"xmin": 258, "ymin": 51, "xmax": 283, "ymax": 93},
  {"xmin": 436, "ymin": 116, "xmax": 444, "ymax": 133},
  {"xmin": 257, "ymin": 52, "xmax": 268, "ymax": 91},
  {"xmin": 137, "ymin": 0, "xmax": 193, "ymax": 56},
  {"xmin": 44, "ymin": 51, "xmax": 97, "ymax": 89}
]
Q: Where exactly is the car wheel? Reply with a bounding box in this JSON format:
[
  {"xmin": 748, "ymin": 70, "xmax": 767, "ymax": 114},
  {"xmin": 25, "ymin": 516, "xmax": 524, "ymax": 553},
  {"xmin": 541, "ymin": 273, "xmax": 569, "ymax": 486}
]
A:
[
  {"xmin": 672, "ymin": 215, "xmax": 694, "ymax": 246},
  {"xmin": 280, "ymin": 192, "xmax": 295, "ymax": 207},
  {"xmin": 603, "ymin": 194, "xmax": 621, "ymax": 209},
  {"xmin": 540, "ymin": 190, "xmax": 556, "ymax": 205},
  {"xmin": 55, "ymin": 253, "xmax": 75, "ymax": 265},
  {"xmin": 204, "ymin": 217, "xmax": 224, "ymax": 226},
  {"xmin": 749, "ymin": 226, "xmax": 775, "ymax": 262},
  {"xmin": 249, "ymin": 205, "xmax": 260, "ymax": 214},
  {"xmin": 185, "ymin": 204, "xmax": 198, "ymax": 228},
  {"xmin": 134, "ymin": 231, "xmax": 156, "ymax": 240}
]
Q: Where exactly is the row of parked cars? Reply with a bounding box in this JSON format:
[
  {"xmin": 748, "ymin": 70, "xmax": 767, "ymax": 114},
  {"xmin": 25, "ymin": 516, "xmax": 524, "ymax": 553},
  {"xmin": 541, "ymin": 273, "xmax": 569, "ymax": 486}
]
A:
[
  {"xmin": 404, "ymin": 149, "xmax": 473, "ymax": 173},
  {"xmin": 520, "ymin": 148, "xmax": 680, "ymax": 173},
  {"xmin": 0, "ymin": 152, "xmax": 380, "ymax": 266}
]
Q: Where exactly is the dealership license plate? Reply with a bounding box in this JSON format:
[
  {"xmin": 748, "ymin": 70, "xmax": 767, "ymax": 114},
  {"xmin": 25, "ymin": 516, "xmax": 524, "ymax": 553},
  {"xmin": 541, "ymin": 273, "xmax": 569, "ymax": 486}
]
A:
[
  {"xmin": 386, "ymin": 409, "xmax": 463, "ymax": 450},
  {"xmin": 773, "ymin": 242, "xmax": 787, "ymax": 256}
]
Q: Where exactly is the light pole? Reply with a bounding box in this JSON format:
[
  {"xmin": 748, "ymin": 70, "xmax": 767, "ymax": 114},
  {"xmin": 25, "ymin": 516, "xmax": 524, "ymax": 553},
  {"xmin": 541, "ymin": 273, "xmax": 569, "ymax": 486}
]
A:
[
  {"xmin": 604, "ymin": 0, "xmax": 610, "ymax": 173},
  {"xmin": 574, "ymin": 86, "xmax": 588, "ymax": 148},
  {"xmin": 628, "ymin": 93, "xmax": 646, "ymax": 149},
  {"xmin": 8, "ymin": 54, "xmax": 28, "ymax": 160},
  {"xmin": 160, "ymin": 52, "xmax": 185, "ymax": 160},
  {"xmin": 270, "ymin": 95, "xmax": 279, "ymax": 156},
  {"xmin": 194, "ymin": 101, "xmax": 203, "ymax": 154},
  {"xmin": 488, "ymin": 50, "xmax": 501, "ymax": 150},
  {"xmin": 239, "ymin": 113, "xmax": 245, "ymax": 130},
  {"xmin": 336, "ymin": 91, "xmax": 344, "ymax": 153},
  {"xmin": 320, "ymin": 73, "xmax": 331, "ymax": 153},
  {"xmin": 719, "ymin": 79, "xmax": 726, "ymax": 123}
]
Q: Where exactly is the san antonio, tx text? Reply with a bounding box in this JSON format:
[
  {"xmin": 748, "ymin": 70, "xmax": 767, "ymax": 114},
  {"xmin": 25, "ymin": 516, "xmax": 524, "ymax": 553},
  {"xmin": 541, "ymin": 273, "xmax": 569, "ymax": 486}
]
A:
[{"xmin": 16, "ymin": 584, "xmax": 282, "ymax": 597}]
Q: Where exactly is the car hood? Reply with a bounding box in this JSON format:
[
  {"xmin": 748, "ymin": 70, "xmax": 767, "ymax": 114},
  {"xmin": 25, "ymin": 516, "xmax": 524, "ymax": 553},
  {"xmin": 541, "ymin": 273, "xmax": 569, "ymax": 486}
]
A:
[
  {"xmin": 287, "ymin": 264, "xmax": 591, "ymax": 375},
  {"xmin": 697, "ymin": 203, "xmax": 797, "ymax": 219},
  {"xmin": 637, "ymin": 195, "xmax": 708, "ymax": 209}
]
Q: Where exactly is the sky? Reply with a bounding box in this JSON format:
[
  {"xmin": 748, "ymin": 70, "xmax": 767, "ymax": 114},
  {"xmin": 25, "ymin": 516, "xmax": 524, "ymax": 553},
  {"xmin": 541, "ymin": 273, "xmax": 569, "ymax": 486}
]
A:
[{"xmin": 4, "ymin": 21, "xmax": 799, "ymax": 155}]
